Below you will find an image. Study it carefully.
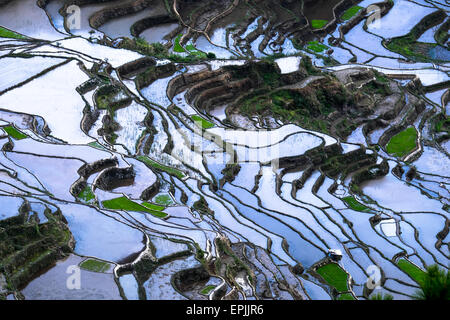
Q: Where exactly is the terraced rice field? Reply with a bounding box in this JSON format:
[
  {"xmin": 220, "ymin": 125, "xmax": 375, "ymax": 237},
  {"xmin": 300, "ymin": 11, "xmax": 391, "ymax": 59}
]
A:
[{"xmin": 0, "ymin": 0, "xmax": 448, "ymax": 301}]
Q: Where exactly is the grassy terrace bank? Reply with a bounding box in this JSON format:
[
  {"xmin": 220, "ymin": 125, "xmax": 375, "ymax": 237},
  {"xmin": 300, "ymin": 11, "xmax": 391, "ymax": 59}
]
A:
[
  {"xmin": 397, "ymin": 259, "xmax": 426, "ymax": 285},
  {"xmin": 80, "ymin": 259, "xmax": 111, "ymax": 273},
  {"xmin": 307, "ymin": 41, "xmax": 328, "ymax": 53},
  {"xmin": 137, "ymin": 156, "xmax": 186, "ymax": 179},
  {"xmin": 102, "ymin": 196, "xmax": 168, "ymax": 218},
  {"xmin": 342, "ymin": 196, "xmax": 371, "ymax": 212},
  {"xmin": 316, "ymin": 263, "xmax": 350, "ymax": 293},
  {"xmin": 141, "ymin": 202, "xmax": 165, "ymax": 211},
  {"xmin": 173, "ymin": 34, "xmax": 185, "ymax": 53},
  {"xmin": 200, "ymin": 285, "xmax": 216, "ymax": 295},
  {"xmin": 154, "ymin": 194, "xmax": 174, "ymax": 206},
  {"xmin": 385, "ymin": 10, "xmax": 448, "ymax": 62},
  {"xmin": 77, "ymin": 185, "xmax": 96, "ymax": 204},
  {"xmin": 3, "ymin": 126, "xmax": 27, "ymax": 140},
  {"xmin": 386, "ymin": 127, "xmax": 418, "ymax": 157},
  {"xmin": 341, "ymin": 6, "xmax": 363, "ymax": 21},
  {"xmin": 338, "ymin": 293, "xmax": 355, "ymax": 300},
  {"xmin": 115, "ymin": 37, "xmax": 215, "ymax": 64},
  {"xmin": 311, "ymin": 20, "xmax": 328, "ymax": 29},
  {"xmin": 191, "ymin": 115, "xmax": 215, "ymax": 129},
  {"xmin": 0, "ymin": 27, "xmax": 27, "ymax": 40}
]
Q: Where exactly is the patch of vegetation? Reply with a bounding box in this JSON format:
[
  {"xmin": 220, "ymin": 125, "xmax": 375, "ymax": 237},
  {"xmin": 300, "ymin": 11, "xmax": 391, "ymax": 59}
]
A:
[
  {"xmin": 311, "ymin": 20, "xmax": 328, "ymax": 29},
  {"xmin": 413, "ymin": 264, "xmax": 449, "ymax": 300},
  {"xmin": 370, "ymin": 292, "xmax": 394, "ymax": 300},
  {"xmin": 0, "ymin": 208, "xmax": 72, "ymax": 291},
  {"xmin": 341, "ymin": 6, "xmax": 363, "ymax": 21},
  {"xmin": 167, "ymin": 53, "xmax": 205, "ymax": 63},
  {"xmin": 384, "ymin": 10, "xmax": 448, "ymax": 63},
  {"xmin": 154, "ymin": 194, "xmax": 174, "ymax": 206},
  {"xmin": 215, "ymin": 238, "xmax": 254, "ymax": 287},
  {"xmin": 300, "ymin": 56, "xmax": 320, "ymax": 75},
  {"xmin": 361, "ymin": 79, "xmax": 391, "ymax": 96},
  {"xmin": 307, "ymin": 41, "xmax": 328, "ymax": 53},
  {"xmin": 200, "ymin": 285, "xmax": 216, "ymax": 295},
  {"xmin": 397, "ymin": 259, "xmax": 426, "ymax": 286},
  {"xmin": 88, "ymin": 141, "xmax": 106, "ymax": 150},
  {"xmin": 374, "ymin": 71, "xmax": 389, "ymax": 84},
  {"xmin": 434, "ymin": 115, "xmax": 450, "ymax": 135},
  {"xmin": 174, "ymin": 34, "xmax": 186, "ymax": 53},
  {"xmin": 261, "ymin": 53, "xmax": 286, "ymax": 63},
  {"xmin": 0, "ymin": 27, "xmax": 27, "ymax": 40},
  {"xmin": 316, "ymin": 263, "xmax": 349, "ymax": 292},
  {"xmin": 80, "ymin": 259, "xmax": 110, "ymax": 273},
  {"xmin": 239, "ymin": 75, "xmax": 351, "ymax": 135},
  {"xmin": 193, "ymin": 196, "xmax": 214, "ymax": 216},
  {"xmin": 102, "ymin": 196, "xmax": 168, "ymax": 218},
  {"xmin": 386, "ymin": 37, "xmax": 438, "ymax": 62},
  {"xmin": 191, "ymin": 115, "xmax": 215, "ymax": 129},
  {"xmin": 77, "ymin": 185, "xmax": 96, "ymax": 204},
  {"xmin": 337, "ymin": 293, "xmax": 355, "ymax": 300},
  {"xmin": 3, "ymin": 126, "xmax": 27, "ymax": 140},
  {"xmin": 221, "ymin": 163, "xmax": 241, "ymax": 184},
  {"xmin": 141, "ymin": 202, "xmax": 165, "ymax": 211},
  {"xmin": 386, "ymin": 127, "xmax": 418, "ymax": 158},
  {"xmin": 137, "ymin": 156, "xmax": 185, "ymax": 179},
  {"xmin": 185, "ymin": 43, "xmax": 207, "ymax": 59},
  {"xmin": 95, "ymin": 85, "xmax": 130, "ymax": 112},
  {"xmin": 118, "ymin": 37, "xmax": 210, "ymax": 64},
  {"xmin": 435, "ymin": 22, "xmax": 450, "ymax": 46},
  {"xmin": 121, "ymin": 37, "xmax": 168, "ymax": 58},
  {"xmin": 342, "ymin": 196, "xmax": 371, "ymax": 212}
]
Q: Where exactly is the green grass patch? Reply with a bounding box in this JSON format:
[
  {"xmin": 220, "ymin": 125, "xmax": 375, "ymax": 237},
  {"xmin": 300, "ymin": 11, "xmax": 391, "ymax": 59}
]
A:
[
  {"xmin": 200, "ymin": 285, "xmax": 216, "ymax": 295},
  {"xmin": 191, "ymin": 115, "xmax": 215, "ymax": 129},
  {"xmin": 397, "ymin": 259, "xmax": 426, "ymax": 286},
  {"xmin": 311, "ymin": 20, "xmax": 328, "ymax": 29},
  {"xmin": 239, "ymin": 84, "xmax": 347, "ymax": 135},
  {"xmin": 386, "ymin": 127, "xmax": 418, "ymax": 158},
  {"xmin": 88, "ymin": 141, "xmax": 107, "ymax": 150},
  {"xmin": 384, "ymin": 10, "xmax": 448, "ymax": 63},
  {"xmin": 337, "ymin": 293, "xmax": 355, "ymax": 300},
  {"xmin": 3, "ymin": 126, "xmax": 27, "ymax": 140},
  {"xmin": 141, "ymin": 202, "xmax": 165, "ymax": 211},
  {"xmin": 137, "ymin": 156, "xmax": 185, "ymax": 179},
  {"xmin": 174, "ymin": 34, "xmax": 186, "ymax": 53},
  {"xmin": 0, "ymin": 27, "xmax": 27, "ymax": 40},
  {"xmin": 77, "ymin": 185, "xmax": 96, "ymax": 204},
  {"xmin": 185, "ymin": 44, "xmax": 196, "ymax": 52},
  {"xmin": 307, "ymin": 41, "xmax": 328, "ymax": 53},
  {"xmin": 385, "ymin": 35, "xmax": 443, "ymax": 63},
  {"xmin": 102, "ymin": 196, "xmax": 168, "ymax": 218},
  {"xmin": 185, "ymin": 43, "xmax": 207, "ymax": 59},
  {"xmin": 342, "ymin": 196, "xmax": 371, "ymax": 212},
  {"xmin": 341, "ymin": 6, "xmax": 363, "ymax": 21},
  {"xmin": 316, "ymin": 263, "xmax": 349, "ymax": 292},
  {"xmin": 154, "ymin": 194, "xmax": 174, "ymax": 206},
  {"xmin": 370, "ymin": 292, "xmax": 394, "ymax": 300},
  {"xmin": 435, "ymin": 116, "xmax": 450, "ymax": 133},
  {"xmin": 80, "ymin": 259, "xmax": 111, "ymax": 273}
]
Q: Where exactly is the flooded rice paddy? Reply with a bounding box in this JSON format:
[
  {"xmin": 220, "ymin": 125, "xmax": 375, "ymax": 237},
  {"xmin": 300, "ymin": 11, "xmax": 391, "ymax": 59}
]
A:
[{"xmin": 0, "ymin": 0, "xmax": 448, "ymax": 301}]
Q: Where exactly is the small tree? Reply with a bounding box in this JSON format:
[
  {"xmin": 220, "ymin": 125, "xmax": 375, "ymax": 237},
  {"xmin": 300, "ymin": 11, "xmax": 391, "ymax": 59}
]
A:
[{"xmin": 414, "ymin": 265, "xmax": 449, "ymax": 300}]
